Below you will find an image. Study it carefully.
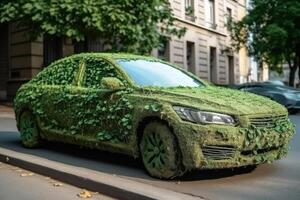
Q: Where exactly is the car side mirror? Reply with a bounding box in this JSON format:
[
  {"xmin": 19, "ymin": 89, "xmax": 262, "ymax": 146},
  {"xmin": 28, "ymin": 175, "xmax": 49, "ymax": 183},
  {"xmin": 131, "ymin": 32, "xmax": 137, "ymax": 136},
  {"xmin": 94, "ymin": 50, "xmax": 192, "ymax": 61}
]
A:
[{"xmin": 100, "ymin": 77, "xmax": 124, "ymax": 90}]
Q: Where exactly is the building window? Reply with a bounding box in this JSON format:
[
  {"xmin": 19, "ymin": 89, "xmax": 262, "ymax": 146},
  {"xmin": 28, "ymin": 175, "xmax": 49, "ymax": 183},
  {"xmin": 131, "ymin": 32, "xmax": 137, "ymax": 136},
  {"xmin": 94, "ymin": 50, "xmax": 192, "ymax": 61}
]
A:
[
  {"xmin": 74, "ymin": 37, "xmax": 103, "ymax": 54},
  {"xmin": 226, "ymin": 8, "xmax": 232, "ymax": 19},
  {"xmin": 74, "ymin": 39, "xmax": 88, "ymax": 54},
  {"xmin": 186, "ymin": 41, "xmax": 195, "ymax": 74},
  {"xmin": 228, "ymin": 56, "xmax": 235, "ymax": 84},
  {"xmin": 43, "ymin": 36, "xmax": 63, "ymax": 66},
  {"xmin": 157, "ymin": 40, "xmax": 170, "ymax": 61},
  {"xmin": 209, "ymin": 47, "xmax": 217, "ymax": 83},
  {"xmin": 185, "ymin": 0, "xmax": 195, "ymax": 21},
  {"xmin": 87, "ymin": 37, "xmax": 103, "ymax": 52},
  {"xmin": 205, "ymin": 0, "xmax": 216, "ymax": 29},
  {"xmin": 226, "ymin": 7, "xmax": 232, "ymax": 23},
  {"xmin": 185, "ymin": 0, "xmax": 193, "ymax": 8}
]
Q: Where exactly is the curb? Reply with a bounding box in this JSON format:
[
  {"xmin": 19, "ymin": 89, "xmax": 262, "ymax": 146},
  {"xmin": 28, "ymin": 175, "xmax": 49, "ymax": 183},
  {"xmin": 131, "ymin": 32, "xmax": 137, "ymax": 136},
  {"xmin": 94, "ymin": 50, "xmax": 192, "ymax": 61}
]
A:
[{"xmin": 0, "ymin": 147, "xmax": 202, "ymax": 200}]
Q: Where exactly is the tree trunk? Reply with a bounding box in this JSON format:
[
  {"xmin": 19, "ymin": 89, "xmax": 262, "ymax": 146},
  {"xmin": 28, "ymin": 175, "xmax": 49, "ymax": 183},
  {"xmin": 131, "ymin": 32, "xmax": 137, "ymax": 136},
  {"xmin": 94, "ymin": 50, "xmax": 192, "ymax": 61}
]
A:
[
  {"xmin": 297, "ymin": 48, "xmax": 300, "ymax": 88},
  {"xmin": 289, "ymin": 65, "xmax": 297, "ymax": 87},
  {"xmin": 288, "ymin": 56, "xmax": 297, "ymax": 87}
]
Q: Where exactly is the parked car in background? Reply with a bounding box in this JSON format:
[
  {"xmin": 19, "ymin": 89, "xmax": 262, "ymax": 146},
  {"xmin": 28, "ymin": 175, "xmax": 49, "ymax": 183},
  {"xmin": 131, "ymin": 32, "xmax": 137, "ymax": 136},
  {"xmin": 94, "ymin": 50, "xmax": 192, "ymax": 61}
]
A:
[{"xmin": 236, "ymin": 83, "xmax": 300, "ymax": 114}]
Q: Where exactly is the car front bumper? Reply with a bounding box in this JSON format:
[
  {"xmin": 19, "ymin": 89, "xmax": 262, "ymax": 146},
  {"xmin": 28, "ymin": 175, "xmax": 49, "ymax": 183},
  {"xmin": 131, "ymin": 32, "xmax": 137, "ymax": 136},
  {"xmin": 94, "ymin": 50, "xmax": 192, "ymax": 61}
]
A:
[
  {"xmin": 173, "ymin": 117, "xmax": 295, "ymax": 170},
  {"xmin": 285, "ymin": 99, "xmax": 300, "ymax": 110}
]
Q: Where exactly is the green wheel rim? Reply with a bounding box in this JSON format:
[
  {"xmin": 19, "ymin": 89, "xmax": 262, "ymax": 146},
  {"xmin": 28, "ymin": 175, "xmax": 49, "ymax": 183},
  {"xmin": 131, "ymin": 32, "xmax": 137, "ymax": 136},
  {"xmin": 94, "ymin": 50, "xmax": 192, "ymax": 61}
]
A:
[
  {"xmin": 143, "ymin": 131, "xmax": 167, "ymax": 170},
  {"xmin": 140, "ymin": 122, "xmax": 180, "ymax": 179},
  {"xmin": 20, "ymin": 111, "xmax": 40, "ymax": 147}
]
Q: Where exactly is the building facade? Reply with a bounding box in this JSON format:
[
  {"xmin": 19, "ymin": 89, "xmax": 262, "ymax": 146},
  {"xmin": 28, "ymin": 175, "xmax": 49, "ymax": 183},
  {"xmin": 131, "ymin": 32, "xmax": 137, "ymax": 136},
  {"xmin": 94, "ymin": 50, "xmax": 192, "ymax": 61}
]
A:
[
  {"xmin": 0, "ymin": 0, "xmax": 249, "ymax": 101},
  {"xmin": 153, "ymin": 0, "xmax": 249, "ymax": 85}
]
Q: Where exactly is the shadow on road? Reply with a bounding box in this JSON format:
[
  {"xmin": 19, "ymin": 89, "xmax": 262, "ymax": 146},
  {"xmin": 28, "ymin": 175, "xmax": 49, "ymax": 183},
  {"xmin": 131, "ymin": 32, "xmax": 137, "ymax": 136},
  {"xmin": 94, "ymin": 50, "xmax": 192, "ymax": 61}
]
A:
[
  {"xmin": 178, "ymin": 166, "xmax": 257, "ymax": 181},
  {"xmin": 0, "ymin": 131, "xmax": 276, "ymax": 182}
]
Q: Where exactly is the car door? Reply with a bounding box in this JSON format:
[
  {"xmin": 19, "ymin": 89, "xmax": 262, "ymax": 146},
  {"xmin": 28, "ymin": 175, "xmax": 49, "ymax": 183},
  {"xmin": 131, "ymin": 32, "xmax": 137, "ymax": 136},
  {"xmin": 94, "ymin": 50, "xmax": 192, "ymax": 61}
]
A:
[
  {"xmin": 68, "ymin": 56, "xmax": 134, "ymax": 147},
  {"xmin": 37, "ymin": 57, "xmax": 82, "ymax": 135}
]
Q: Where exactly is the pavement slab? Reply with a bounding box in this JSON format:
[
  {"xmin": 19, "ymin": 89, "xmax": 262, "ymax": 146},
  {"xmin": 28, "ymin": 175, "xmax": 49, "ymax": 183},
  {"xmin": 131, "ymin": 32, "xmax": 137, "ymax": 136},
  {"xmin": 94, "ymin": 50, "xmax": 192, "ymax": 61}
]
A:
[{"xmin": 0, "ymin": 161, "xmax": 116, "ymax": 200}]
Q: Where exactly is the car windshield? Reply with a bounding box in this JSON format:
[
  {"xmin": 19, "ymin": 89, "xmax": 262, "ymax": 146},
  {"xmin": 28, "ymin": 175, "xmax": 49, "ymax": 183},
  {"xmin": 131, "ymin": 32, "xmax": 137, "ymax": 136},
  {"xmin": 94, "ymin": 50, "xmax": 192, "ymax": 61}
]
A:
[{"xmin": 117, "ymin": 59, "xmax": 204, "ymax": 87}]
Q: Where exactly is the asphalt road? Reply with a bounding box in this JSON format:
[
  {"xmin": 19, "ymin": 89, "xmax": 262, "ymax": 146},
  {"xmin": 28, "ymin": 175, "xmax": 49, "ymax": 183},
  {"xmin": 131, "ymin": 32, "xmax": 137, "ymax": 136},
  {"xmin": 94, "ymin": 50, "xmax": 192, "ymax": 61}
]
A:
[
  {"xmin": 0, "ymin": 161, "xmax": 115, "ymax": 200},
  {"xmin": 0, "ymin": 115, "xmax": 299, "ymax": 200}
]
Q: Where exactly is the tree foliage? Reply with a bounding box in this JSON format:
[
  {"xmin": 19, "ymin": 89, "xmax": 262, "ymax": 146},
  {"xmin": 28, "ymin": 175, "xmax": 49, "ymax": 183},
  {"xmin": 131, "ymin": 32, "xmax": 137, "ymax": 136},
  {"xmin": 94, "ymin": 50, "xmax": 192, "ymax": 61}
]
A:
[
  {"xmin": 0, "ymin": 0, "xmax": 186, "ymax": 54},
  {"xmin": 228, "ymin": 0, "xmax": 300, "ymax": 86}
]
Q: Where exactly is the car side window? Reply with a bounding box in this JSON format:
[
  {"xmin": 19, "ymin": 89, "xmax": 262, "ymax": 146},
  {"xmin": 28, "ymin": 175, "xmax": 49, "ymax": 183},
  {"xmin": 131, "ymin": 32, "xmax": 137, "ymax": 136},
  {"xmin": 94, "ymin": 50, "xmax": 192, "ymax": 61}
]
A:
[
  {"xmin": 83, "ymin": 57, "xmax": 124, "ymax": 89},
  {"xmin": 31, "ymin": 58, "xmax": 80, "ymax": 85}
]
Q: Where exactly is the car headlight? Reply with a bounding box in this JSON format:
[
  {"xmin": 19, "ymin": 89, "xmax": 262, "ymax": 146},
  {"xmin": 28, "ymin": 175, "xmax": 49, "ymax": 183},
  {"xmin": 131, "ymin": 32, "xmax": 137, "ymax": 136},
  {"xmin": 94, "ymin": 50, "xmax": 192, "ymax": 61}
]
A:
[{"xmin": 173, "ymin": 106, "xmax": 236, "ymax": 125}]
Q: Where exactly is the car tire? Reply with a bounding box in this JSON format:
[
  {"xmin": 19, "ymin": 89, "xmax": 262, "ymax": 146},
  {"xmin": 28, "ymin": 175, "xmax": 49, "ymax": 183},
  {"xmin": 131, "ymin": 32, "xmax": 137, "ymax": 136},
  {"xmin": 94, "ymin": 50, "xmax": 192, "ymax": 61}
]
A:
[
  {"xmin": 140, "ymin": 122, "xmax": 182, "ymax": 179},
  {"xmin": 288, "ymin": 109, "xmax": 298, "ymax": 115},
  {"xmin": 19, "ymin": 111, "xmax": 41, "ymax": 148}
]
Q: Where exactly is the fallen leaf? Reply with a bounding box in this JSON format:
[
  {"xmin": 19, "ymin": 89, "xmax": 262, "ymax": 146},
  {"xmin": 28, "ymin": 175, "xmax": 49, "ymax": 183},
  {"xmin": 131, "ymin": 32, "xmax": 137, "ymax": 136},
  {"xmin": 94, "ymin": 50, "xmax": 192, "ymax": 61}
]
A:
[
  {"xmin": 20, "ymin": 173, "xmax": 34, "ymax": 177},
  {"xmin": 77, "ymin": 189, "xmax": 92, "ymax": 198},
  {"xmin": 53, "ymin": 182, "xmax": 63, "ymax": 187},
  {"xmin": 6, "ymin": 157, "xmax": 9, "ymax": 162},
  {"xmin": 176, "ymin": 181, "xmax": 181, "ymax": 185}
]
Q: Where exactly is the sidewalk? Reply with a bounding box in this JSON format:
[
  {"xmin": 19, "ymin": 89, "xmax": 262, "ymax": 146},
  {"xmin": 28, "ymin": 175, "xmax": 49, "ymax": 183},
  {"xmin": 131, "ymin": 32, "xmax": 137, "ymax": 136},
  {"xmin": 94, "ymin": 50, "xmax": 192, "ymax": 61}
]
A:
[{"xmin": 0, "ymin": 161, "xmax": 116, "ymax": 200}]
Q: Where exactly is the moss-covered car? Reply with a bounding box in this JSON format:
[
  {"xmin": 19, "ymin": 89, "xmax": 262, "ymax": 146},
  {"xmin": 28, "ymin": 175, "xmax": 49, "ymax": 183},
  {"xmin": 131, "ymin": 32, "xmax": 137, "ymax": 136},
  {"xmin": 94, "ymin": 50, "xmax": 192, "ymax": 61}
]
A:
[{"xmin": 14, "ymin": 53, "xmax": 295, "ymax": 179}]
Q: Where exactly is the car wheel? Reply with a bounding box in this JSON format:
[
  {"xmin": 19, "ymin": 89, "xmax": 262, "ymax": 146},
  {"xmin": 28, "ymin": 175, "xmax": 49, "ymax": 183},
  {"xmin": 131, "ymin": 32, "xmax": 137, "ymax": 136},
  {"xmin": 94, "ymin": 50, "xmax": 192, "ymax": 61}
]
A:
[
  {"xmin": 288, "ymin": 108, "xmax": 298, "ymax": 115},
  {"xmin": 140, "ymin": 122, "xmax": 182, "ymax": 179},
  {"xmin": 19, "ymin": 111, "xmax": 41, "ymax": 148}
]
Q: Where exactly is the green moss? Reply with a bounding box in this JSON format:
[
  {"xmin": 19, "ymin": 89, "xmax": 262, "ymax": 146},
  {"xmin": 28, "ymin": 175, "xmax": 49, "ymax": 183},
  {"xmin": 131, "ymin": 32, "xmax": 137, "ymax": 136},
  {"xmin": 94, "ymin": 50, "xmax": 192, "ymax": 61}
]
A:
[
  {"xmin": 100, "ymin": 77, "xmax": 124, "ymax": 90},
  {"xmin": 13, "ymin": 53, "xmax": 296, "ymax": 178}
]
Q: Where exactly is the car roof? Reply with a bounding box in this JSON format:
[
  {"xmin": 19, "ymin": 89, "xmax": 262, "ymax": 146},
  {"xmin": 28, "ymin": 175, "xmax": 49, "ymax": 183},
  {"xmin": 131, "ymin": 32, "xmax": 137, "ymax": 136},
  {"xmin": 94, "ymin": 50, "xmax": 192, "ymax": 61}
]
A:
[
  {"xmin": 62, "ymin": 53, "xmax": 160, "ymax": 61},
  {"xmin": 46, "ymin": 53, "xmax": 163, "ymax": 69}
]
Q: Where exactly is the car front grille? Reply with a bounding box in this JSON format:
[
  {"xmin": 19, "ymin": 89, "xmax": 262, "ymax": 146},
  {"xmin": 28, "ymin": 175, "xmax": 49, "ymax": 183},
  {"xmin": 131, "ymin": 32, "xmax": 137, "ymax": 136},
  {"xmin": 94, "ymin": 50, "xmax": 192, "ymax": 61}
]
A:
[
  {"xmin": 202, "ymin": 145, "xmax": 235, "ymax": 160},
  {"xmin": 241, "ymin": 146, "xmax": 281, "ymax": 156},
  {"xmin": 249, "ymin": 115, "xmax": 287, "ymax": 128}
]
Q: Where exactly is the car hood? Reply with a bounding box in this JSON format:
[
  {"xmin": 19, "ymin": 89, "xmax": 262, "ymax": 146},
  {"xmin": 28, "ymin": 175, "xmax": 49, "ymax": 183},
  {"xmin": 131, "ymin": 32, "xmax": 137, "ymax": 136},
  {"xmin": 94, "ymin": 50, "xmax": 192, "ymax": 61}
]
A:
[{"xmin": 135, "ymin": 86, "xmax": 287, "ymax": 116}]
